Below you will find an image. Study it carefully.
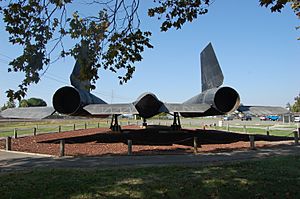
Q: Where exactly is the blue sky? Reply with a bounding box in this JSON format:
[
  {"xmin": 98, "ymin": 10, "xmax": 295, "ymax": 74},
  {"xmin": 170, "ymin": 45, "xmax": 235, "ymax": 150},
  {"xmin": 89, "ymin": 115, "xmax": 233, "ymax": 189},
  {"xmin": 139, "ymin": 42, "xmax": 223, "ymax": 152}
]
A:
[{"xmin": 0, "ymin": 0, "xmax": 299, "ymax": 107}]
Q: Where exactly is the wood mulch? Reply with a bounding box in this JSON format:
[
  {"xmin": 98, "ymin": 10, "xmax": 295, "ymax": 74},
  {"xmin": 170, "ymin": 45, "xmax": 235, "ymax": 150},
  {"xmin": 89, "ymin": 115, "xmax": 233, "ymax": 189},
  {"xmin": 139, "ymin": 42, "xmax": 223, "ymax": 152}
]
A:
[{"xmin": 0, "ymin": 126, "xmax": 293, "ymax": 157}]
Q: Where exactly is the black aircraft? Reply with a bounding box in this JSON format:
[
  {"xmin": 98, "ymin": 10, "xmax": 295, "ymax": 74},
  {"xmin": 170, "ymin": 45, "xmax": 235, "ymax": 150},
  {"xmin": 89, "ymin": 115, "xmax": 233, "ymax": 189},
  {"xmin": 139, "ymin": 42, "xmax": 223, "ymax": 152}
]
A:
[{"xmin": 0, "ymin": 43, "xmax": 289, "ymax": 130}]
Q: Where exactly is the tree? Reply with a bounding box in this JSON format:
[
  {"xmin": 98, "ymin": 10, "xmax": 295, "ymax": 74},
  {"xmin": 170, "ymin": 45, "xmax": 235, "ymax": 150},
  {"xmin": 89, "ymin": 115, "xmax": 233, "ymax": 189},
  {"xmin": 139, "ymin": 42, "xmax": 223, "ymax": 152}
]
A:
[
  {"xmin": 291, "ymin": 93, "xmax": 300, "ymax": 112},
  {"xmin": 286, "ymin": 102, "xmax": 292, "ymax": 111},
  {"xmin": 1, "ymin": 100, "xmax": 16, "ymax": 111},
  {"xmin": 19, "ymin": 98, "xmax": 47, "ymax": 107},
  {"xmin": 0, "ymin": 0, "xmax": 299, "ymax": 101},
  {"xmin": 19, "ymin": 99, "xmax": 29, "ymax": 107}
]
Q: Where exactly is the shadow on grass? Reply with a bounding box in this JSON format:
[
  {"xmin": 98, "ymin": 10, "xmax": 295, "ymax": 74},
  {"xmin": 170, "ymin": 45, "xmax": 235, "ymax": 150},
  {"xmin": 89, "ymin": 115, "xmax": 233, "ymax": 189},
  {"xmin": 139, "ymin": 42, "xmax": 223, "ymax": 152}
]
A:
[{"xmin": 1, "ymin": 155, "xmax": 300, "ymax": 198}]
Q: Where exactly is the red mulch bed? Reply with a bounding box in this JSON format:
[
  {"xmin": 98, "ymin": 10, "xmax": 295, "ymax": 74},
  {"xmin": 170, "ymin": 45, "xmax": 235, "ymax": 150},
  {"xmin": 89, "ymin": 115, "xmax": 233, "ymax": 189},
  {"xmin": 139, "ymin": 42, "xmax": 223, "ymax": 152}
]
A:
[{"xmin": 0, "ymin": 126, "xmax": 293, "ymax": 157}]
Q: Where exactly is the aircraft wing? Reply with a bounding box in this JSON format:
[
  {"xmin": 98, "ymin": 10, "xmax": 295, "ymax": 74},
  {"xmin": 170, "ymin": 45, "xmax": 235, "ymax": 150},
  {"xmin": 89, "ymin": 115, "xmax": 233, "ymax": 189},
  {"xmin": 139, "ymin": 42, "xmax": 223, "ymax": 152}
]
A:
[
  {"xmin": 0, "ymin": 107, "xmax": 55, "ymax": 119},
  {"xmin": 162, "ymin": 103, "xmax": 211, "ymax": 113},
  {"xmin": 83, "ymin": 103, "xmax": 139, "ymax": 115},
  {"xmin": 238, "ymin": 105, "xmax": 289, "ymax": 115}
]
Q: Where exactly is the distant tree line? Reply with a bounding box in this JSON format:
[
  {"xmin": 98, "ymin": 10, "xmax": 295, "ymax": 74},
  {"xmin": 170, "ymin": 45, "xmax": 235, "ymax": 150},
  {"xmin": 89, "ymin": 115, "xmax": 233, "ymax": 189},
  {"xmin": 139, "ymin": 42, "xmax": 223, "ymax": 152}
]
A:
[
  {"xmin": 291, "ymin": 93, "xmax": 300, "ymax": 112},
  {"xmin": 19, "ymin": 98, "xmax": 47, "ymax": 107},
  {"xmin": 1, "ymin": 101, "xmax": 16, "ymax": 111},
  {"xmin": 1, "ymin": 97, "xmax": 47, "ymax": 111}
]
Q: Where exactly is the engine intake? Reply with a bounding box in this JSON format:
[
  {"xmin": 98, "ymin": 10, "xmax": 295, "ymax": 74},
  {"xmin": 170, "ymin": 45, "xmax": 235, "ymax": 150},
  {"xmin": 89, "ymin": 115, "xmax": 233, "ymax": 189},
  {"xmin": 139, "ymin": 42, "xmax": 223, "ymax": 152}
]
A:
[{"xmin": 52, "ymin": 86, "xmax": 106, "ymax": 116}]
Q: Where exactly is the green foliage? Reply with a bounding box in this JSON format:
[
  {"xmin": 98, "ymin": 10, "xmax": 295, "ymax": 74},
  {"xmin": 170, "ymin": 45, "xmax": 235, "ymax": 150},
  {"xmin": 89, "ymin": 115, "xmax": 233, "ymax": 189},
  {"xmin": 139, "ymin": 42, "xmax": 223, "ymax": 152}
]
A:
[
  {"xmin": 260, "ymin": 0, "xmax": 299, "ymax": 14},
  {"xmin": 259, "ymin": 0, "xmax": 300, "ymax": 39},
  {"xmin": 148, "ymin": 0, "xmax": 209, "ymax": 31},
  {"xmin": 291, "ymin": 93, "xmax": 300, "ymax": 112},
  {"xmin": 1, "ymin": 100, "xmax": 16, "ymax": 111},
  {"xmin": 1, "ymin": 0, "xmax": 153, "ymax": 100},
  {"xmin": 19, "ymin": 99, "xmax": 29, "ymax": 107},
  {"xmin": 259, "ymin": 0, "xmax": 289, "ymax": 12},
  {"xmin": 19, "ymin": 97, "xmax": 47, "ymax": 107},
  {"xmin": 0, "ymin": 0, "xmax": 299, "ymax": 101}
]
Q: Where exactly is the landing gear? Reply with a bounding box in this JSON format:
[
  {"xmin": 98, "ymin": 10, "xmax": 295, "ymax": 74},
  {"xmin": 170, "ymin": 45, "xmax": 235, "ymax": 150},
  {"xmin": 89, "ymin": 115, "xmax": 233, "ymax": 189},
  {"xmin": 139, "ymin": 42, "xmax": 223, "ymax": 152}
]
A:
[
  {"xmin": 110, "ymin": 114, "xmax": 121, "ymax": 131},
  {"xmin": 142, "ymin": 118, "xmax": 147, "ymax": 128},
  {"xmin": 171, "ymin": 112, "xmax": 181, "ymax": 130}
]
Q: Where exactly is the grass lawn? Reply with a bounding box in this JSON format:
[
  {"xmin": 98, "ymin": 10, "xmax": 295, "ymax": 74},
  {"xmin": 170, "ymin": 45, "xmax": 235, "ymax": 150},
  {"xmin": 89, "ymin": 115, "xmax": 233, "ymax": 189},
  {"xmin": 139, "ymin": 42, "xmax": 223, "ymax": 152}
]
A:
[
  {"xmin": 1, "ymin": 118, "xmax": 297, "ymax": 137},
  {"xmin": 1, "ymin": 155, "xmax": 300, "ymax": 198},
  {"xmin": 0, "ymin": 119, "xmax": 111, "ymax": 137},
  {"xmin": 212, "ymin": 126, "xmax": 294, "ymax": 137}
]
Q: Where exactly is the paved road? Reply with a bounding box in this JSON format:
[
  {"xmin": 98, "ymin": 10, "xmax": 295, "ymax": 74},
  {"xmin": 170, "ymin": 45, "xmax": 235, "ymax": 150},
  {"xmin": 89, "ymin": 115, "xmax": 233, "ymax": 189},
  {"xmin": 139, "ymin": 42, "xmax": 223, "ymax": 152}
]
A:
[{"xmin": 1, "ymin": 144, "xmax": 300, "ymax": 172}]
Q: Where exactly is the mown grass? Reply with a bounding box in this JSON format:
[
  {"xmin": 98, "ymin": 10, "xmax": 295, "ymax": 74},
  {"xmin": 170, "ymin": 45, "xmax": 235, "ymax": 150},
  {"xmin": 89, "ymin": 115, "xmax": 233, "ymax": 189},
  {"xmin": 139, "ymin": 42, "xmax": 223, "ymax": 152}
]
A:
[
  {"xmin": 1, "ymin": 155, "xmax": 300, "ymax": 198},
  {"xmin": 0, "ymin": 119, "xmax": 112, "ymax": 137},
  {"xmin": 213, "ymin": 126, "xmax": 294, "ymax": 137},
  {"xmin": 0, "ymin": 118, "xmax": 296, "ymax": 137},
  {"xmin": 0, "ymin": 118, "xmax": 146, "ymax": 137}
]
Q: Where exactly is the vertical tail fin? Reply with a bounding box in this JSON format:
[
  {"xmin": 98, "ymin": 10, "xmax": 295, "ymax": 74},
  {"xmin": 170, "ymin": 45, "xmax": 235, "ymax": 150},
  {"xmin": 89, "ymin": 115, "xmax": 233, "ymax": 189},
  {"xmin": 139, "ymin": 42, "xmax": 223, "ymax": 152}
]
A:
[
  {"xmin": 70, "ymin": 40, "xmax": 92, "ymax": 92},
  {"xmin": 201, "ymin": 43, "xmax": 224, "ymax": 92}
]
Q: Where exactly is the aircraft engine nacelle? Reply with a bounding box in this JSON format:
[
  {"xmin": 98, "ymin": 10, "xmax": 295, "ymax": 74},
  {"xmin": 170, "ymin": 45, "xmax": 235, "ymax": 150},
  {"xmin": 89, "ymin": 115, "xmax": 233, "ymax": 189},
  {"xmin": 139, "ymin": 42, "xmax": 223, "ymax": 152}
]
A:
[
  {"xmin": 182, "ymin": 86, "xmax": 240, "ymax": 117},
  {"xmin": 52, "ymin": 86, "xmax": 107, "ymax": 116}
]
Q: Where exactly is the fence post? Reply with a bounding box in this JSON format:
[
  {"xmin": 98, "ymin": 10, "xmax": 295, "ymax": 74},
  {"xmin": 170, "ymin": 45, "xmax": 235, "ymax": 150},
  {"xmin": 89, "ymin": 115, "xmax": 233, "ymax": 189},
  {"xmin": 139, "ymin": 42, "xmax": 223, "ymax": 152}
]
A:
[
  {"xmin": 33, "ymin": 127, "xmax": 37, "ymax": 136},
  {"xmin": 249, "ymin": 135, "xmax": 255, "ymax": 150},
  {"xmin": 73, "ymin": 124, "xmax": 76, "ymax": 131},
  {"xmin": 85, "ymin": 123, "xmax": 87, "ymax": 129},
  {"xmin": 128, "ymin": 140, "xmax": 132, "ymax": 155},
  {"xmin": 58, "ymin": 125, "xmax": 61, "ymax": 133},
  {"xmin": 14, "ymin": 128, "xmax": 18, "ymax": 139},
  {"xmin": 265, "ymin": 126, "xmax": 269, "ymax": 136},
  {"xmin": 193, "ymin": 137, "xmax": 198, "ymax": 154},
  {"xmin": 243, "ymin": 125, "xmax": 247, "ymax": 133},
  {"xmin": 59, "ymin": 139, "xmax": 65, "ymax": 157},
  {"xmin": 227, "ymin": 124, "xmax": 230, "ymax": 131},
  {"xmin": 6, "ymin": 136, "xmax": 11, "ymax": 151},
  {"xmin": 97, "ymin": 122, "xmax": 100, "ymax": 128},
  {"xmin": 294, "ymin": 131, "xmax": 299, "ymax": 145}
]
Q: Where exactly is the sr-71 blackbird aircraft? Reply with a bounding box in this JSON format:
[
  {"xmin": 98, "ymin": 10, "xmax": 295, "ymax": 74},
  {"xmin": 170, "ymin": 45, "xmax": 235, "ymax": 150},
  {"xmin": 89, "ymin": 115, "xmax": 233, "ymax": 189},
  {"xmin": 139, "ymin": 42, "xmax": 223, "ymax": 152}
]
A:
[{"xmin": 0, "ymin": 43, "xmax": 289, "ymax": 130}]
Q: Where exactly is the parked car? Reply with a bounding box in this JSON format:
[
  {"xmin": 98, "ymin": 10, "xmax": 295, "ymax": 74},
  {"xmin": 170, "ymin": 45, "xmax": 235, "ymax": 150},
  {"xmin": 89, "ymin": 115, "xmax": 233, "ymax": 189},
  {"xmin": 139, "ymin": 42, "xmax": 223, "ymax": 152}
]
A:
[
  {"xmin": 259, "ymin": 116, "xmax": 268, "ymax": 121},
  {"xmin": 267, "ymin": 115, "xmax": 280, "ymax": 121},
  {"xmin": 223, "ymin": 115, "xmax": 234, "ymax": 121},
  {"xmin": 241, "ymin": 115, "xmax": 252, "ymax": 121}
]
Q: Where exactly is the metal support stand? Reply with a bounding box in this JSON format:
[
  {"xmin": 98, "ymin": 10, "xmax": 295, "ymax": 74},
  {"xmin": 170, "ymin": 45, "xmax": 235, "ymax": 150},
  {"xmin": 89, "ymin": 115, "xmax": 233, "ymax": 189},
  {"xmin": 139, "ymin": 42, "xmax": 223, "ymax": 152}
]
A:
[
  {"xmin": 171, "ymin": 112, "xmax": 181, "ymax": 130},
  {"xmin": 110, "ymin": 114, "xmax": 121, "ymax": 131}
]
